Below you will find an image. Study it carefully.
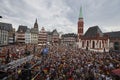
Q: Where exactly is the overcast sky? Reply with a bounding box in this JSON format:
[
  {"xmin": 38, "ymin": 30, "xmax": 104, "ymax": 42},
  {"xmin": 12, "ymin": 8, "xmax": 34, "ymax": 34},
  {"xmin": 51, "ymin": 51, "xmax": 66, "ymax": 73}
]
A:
[{"xmin": 0, "ymin": 0, "xmax": 120, "ymax": 33}]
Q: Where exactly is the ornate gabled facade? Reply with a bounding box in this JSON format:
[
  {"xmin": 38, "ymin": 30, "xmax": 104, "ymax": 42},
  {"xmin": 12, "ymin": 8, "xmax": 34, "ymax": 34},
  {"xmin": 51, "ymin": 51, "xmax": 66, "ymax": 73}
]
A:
[
  {"xmin": 78, "ymin": 7, "xmax": 109, "ymax": 52},
  {"xmin": 16, "ymin": 25, "xmax": 28, "ymax": 43},
  {"xmin": 38, "ymin": 27, "xmax": 47, "ymax": 44},
  {"xmin": 52, "ymin": 29, "xmax": 59, "ymax": 44},
  {"xmin": 46, "ymin": 29, "xmax": 59, "ymax": 44},
  {"xmin": 31, "ymin": 19, "xmax": 39, "ymax": 44}
]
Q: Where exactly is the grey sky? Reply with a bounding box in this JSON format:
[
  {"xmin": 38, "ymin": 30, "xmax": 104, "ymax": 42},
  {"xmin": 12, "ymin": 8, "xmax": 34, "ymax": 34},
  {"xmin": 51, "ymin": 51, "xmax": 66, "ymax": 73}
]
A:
[{"xmin": 0, "ymin": 0, "xmax": 120, "ymax": 33}]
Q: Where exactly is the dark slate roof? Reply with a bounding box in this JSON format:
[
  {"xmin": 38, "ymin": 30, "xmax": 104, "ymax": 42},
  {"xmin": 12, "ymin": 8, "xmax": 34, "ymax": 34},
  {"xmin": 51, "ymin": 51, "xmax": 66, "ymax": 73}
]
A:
[
  {"xmin": 46, "ymin": 31, "xmax": 52, "ymax": 35},
  {"xmin": 17, "ymin": 25, "xmax": 27, "ymax": 33},
  {"xmin": 26, "ymin": 28, "xmax": 31, "ymax": 33},
  {"xmin": 52, "ymin": 29, "xmax": 57, "ymax": 34},
  {"xmin": 52, "ymin": 29, "xmax": 59, "ymax": 35},
  {"xmin": 62, "ymin": 33, "xmax": 77, "ymax": 38},
  {"xmin": 46, "ymin": 29, "xmax": 59, "ymax": 35},
  {"xmin": 0, "ymin": 22, "xmax": 13, "ymax": 32},
  {"xmin": 84, "ymin": 26, "xmax": 103, "ymax": 37},
  {"xmin": 104, "ymin": 31, "xmax": 120, "ymax": 38}
]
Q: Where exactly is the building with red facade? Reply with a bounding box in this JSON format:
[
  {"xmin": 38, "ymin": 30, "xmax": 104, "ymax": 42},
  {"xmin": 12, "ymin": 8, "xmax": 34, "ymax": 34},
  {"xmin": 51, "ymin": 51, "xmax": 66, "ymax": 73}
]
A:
[{"xmin": 77, "ymin": 7, "xmax": 109, "ymax": 52}]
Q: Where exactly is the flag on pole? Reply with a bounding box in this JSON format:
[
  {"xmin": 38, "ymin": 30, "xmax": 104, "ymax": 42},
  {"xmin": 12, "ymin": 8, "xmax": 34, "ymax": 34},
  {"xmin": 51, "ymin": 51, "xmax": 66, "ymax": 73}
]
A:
[{"xmin": 43, "ymin": 48, "xmax": 49, "ymax": 54}]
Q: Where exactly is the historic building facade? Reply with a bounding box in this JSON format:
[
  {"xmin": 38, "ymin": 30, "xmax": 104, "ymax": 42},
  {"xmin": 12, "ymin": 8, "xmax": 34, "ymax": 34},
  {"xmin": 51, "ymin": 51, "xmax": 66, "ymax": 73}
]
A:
[
  {"xmin": 104, "ymin": 31, "xmax": 120, "ymax": 51},
  {"xmin": 47, "ymin": 31, "xmax": 52, "ymax": 44},
  {"xmin": 16, "ymin": 25, "xmax": 28, "ymax": 43},
  {"xmin": 31, "ymin": 19, "xmax": 39, "ymax": 44},
  {"xmin": 0, "ymin": 22, "xmax": 9, "ymax": 46},
  {"xmin": 0, "ymin": 22, "xmax": 15, "ymax": 46},
  {"xmin": 52, "ymin": 29, "xmax": 59, "ymax": 44},
  {"xmin": 47, "ymin": 29, "xmax": 59, "ymax": 44},
  {"xmin": 8, "ymin": 25, "xmax": 15, "ymax": 44},
  {"xmin": 25, "ymin": 28, "xmax": 31, "ymax": 44},
  {"xmin": 38, "ymin": 27, "xmax": 47, "ymax": 44},
  {"xmin": 61, "ymin": 33, "xmax": 77, "ymax": 47},
  {"xmin": 78, "ymin": 7, "xmax": 109, "ymax": 52}
]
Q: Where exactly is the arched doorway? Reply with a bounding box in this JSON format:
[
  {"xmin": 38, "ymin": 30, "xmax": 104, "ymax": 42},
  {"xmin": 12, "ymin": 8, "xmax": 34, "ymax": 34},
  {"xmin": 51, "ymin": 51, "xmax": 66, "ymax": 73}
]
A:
[
  {"xmin": 92, "ymin": 41, "xmax": 95, "ymax": 49},
  {"xmin": 114, "ymin": 42, "xmax": 119, "ymax": 50}
]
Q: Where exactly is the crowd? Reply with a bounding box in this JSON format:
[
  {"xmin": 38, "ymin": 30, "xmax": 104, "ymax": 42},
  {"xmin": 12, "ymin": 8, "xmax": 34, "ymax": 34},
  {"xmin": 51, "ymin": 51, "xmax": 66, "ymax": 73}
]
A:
[
  {"xmin": 0, "ymin": 44, "xmax": 120, "ymax": 80},
  {"xmin": 35, "ymin": 45, "xmax": 120, "ymax": 80},
  {"xmin": 0, "ymin": 44, "xmax": 42, "ymax": 64}
]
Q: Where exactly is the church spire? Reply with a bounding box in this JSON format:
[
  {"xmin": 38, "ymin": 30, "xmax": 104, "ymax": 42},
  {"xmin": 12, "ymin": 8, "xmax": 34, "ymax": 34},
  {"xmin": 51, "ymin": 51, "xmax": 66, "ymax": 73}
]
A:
[
  {"xmin": 79, "ymin": 6, "xmax": 83, "ymax": 19},
  {"xmin": 35, "ymin": 18, "xmax": 37, "ymax": 23},
  {"xmin": 34, "ymin": 18, "xmax": 38, "ymax": 28},
  {"xmin": 78, "ymin": 6, "xmax": 84, "ymax": 39}
]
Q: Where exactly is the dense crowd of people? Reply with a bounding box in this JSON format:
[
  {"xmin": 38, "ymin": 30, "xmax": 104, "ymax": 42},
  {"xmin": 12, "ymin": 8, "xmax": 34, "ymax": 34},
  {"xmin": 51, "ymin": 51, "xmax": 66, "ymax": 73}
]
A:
[
  {"xmin": 36, "ymin": 45, "xmax": 120, "ymax": 80},
  {"xmin": 0, "ymin": 44, "xmax": 120, "ymax": 80}
]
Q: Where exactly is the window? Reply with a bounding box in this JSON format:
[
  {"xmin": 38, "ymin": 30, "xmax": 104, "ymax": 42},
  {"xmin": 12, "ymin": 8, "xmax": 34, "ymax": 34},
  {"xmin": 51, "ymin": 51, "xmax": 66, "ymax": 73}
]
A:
[
  {"xmin": 99, "ymin": 41, "xmax": 101, "ymax": 48},
  {"xmin": 92, "ymin": 41, "xmax": 95, "ymax": 49},
  {"xmin": 87, "ymin": 41, "xmax": 89, "ymax": 47},
  {"xmin": 114, "ymin": 42, "xmax": 119, "ymax": 50}
]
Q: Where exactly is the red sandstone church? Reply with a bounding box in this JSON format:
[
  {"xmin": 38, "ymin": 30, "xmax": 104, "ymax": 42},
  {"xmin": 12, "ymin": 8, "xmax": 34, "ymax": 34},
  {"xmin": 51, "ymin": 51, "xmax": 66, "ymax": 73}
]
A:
[{"xmin": 77, "ymin": 7, "xmax": 120, "ymax": 52}]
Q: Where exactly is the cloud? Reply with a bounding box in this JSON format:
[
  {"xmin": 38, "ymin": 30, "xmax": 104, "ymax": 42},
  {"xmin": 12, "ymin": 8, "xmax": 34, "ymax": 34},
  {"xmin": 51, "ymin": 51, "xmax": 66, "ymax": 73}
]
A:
[
  {"xmin": 0, "ymin": 0, "xmax": 120, "ymax": 34},
  {"xmin": 83, "ymin": 0, "xmax": 120, "ymax": 32}
]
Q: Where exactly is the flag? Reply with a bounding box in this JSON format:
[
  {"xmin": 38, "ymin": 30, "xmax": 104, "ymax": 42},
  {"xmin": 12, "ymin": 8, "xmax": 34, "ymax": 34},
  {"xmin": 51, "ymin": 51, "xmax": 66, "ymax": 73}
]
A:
[
  {"xmin": 18, "ymin": 69, "xmax": 21, "ymax": 74},
  {"xmin": 43, "ymin": 48, "xmax": 49, "ymax": 54}
]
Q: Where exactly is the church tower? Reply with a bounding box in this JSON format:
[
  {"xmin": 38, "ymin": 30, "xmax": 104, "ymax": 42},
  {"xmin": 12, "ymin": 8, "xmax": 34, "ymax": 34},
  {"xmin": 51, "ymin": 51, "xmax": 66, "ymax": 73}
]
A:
[
  {"xmin": 78, "ymin": 7, "xmax": 84, "ymax": 39},
  {"xmin": 34, "ymin": 18, "xmax": 38, "ymax": 28}
]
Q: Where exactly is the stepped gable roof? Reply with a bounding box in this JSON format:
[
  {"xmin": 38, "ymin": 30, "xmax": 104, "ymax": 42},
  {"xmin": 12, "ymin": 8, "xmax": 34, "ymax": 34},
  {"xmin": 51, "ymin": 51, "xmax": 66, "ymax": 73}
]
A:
[
  {"xmin": 104, "ymin": 31, "xmax": 120, "ymax": 38},
  {"xmin": 84, "ymin": 26, "xmax": 103, "ymax": 37}
]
